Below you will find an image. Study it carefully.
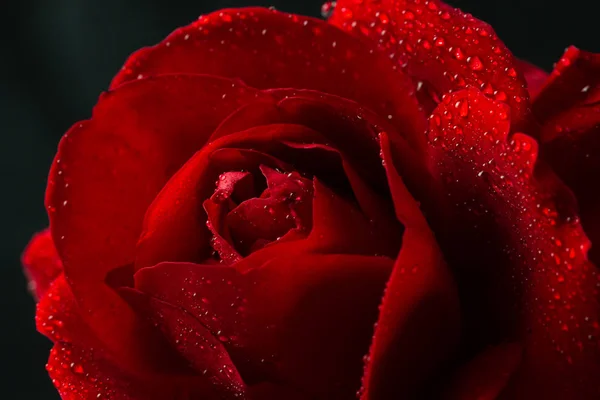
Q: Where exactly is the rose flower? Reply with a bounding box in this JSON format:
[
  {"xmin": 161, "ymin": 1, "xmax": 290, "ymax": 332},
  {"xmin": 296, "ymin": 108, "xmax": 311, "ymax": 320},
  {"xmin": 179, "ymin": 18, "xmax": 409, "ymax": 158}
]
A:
[{"xmin": 22, "ymin": 1, "xmax": 599, "ymax": 399}]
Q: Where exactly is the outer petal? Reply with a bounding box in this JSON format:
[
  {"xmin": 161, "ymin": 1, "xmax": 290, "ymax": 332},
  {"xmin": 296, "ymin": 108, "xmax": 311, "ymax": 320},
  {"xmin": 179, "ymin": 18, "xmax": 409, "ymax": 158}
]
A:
[
  {"xmin": 540, "ymin": 101, "xmax": 600, "ymax": 265},
  {"xmin": 22, "ymin": 229, "xmax": 62, "ymax": 299},
  {"xmin": 111, "ymin": 8, "xmax": 426, "ymax": 150},
  {"xmin": 47, "ymin": 344, "xmax": 175, "ymax": 400},
  {"xmin": 46, "ymin": 75, "xmax": 264, "ymax": 372},
  {"xmin": 441, "ymin": 343, "xmax": 523, "ymax": 400},
  {"xmin": 36, "ymin": 274, "xmax": 96, "ymax": 348},
  {"xmin": 516, "ymin": 59, "xmax": 549, "ymax": 100},
  {"xmin": 358, "ymin": 133, "xmax": 460, "ymax": 399},
  {"xmin": 427, "ymin": 88, "xmax": 600, "ymax": 398},
  {"xmin": 533, "ymin": 47, "xmax": 600, "ymax": 124},
  {"xmin": 537, "ymin": 50, "xmax": 600, "ymax": 266},
  {"xmin": 330, "ymin": 0, "xmax": 531, "ymax": 130},
  {"xmin": 135, "ymin": 254, "xmax": 394, "ymax": 399},
  {"xmin": 120, "ymin": 290, "xmax": 248, "ymax": 398}
]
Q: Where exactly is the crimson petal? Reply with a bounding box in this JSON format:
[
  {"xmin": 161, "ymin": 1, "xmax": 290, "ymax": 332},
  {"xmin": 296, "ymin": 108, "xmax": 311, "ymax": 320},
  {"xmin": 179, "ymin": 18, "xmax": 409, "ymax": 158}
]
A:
[
  {"xmin": 536, "ymin": 49, "xmax": 600, "ymax": 266},
  {"xmin": 134, "ymin": 123, "xmax": 316, "ymax": 270},
  {"xmin": 427, "ymin": 88, "xmax": 600, "ymax": 398},
  {"xmin": 121, "ymin": 289, "xmax": 248, "ymax": 398},
  {"xmin": 22, "ymin": 229, "xmax": 63, "ymax": 299},
  {"xmin": 111, "ymin": 8, "xmax": 425, "ymax": 148},
  {"xmin": 36, "ymin": 274, "xmax": 96, "ymax": 348},
  {"xmin": 135, "ymin": 254, "xmax": 394, "ymax": 398},
  {"xmin": 516, "ymin": 59, "xmax": 549, "ymax": 100},
  {"xmin": 533, "ymin": 47, "xmax": 600, "ymax": 124},
  {"xmin": 358, "ymin": 133, "xmax": 460, "ymax": 399},
  {"xmin": 540, "ymin": 99, "xmax": 600, "ymax": 266},
  {"xmin": 46, "ymin": 75, "xmax": 263, "ymax": 372},
  {"xmin": 330, "ymin": 0, "xmax": 531, "ymax": 130},
  {"xmin": 306, "ymin": 178, "xmax": 400, "ymax": 258},
  {"xmin": 442, "ymin": 343, "xmax": 523, "ymax": 400},
  {"xmin": 47, "ymin": 344, "xmax": 177, "ymax": 400}
]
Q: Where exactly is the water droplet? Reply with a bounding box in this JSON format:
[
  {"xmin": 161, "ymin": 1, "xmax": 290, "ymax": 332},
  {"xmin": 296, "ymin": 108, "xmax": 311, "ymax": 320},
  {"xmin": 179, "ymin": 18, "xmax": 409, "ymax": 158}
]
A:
[
  {"xmin": 70, "ymin": 363, "xmax": 84, "ymax": 375},
  {"xmin": 456, "ymin": 99, "xmax": 469, "ymax": 117},
  {"xmin": 468, "ymin": 56, "xmax": 483, "ymax": 71},
  {"xmin": 321, "ymin": 1, "xmax": 336, "ymax": 19},
  {"xmin": 453, "ymin": 47, "xmax": 465, "ymax": 61}
]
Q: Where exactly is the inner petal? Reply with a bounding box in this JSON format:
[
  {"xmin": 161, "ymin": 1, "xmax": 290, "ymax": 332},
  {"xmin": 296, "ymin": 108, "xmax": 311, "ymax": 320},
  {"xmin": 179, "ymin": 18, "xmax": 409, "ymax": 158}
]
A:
[{"xmin": 227, "ymin": 166, "xmax": 313, "ymax": 255}]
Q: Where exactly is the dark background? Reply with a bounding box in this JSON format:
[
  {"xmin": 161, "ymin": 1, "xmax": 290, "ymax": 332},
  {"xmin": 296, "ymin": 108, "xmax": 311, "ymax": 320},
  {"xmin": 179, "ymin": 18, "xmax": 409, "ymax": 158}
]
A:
[{"xmin": 0, "ymin": 0, "xmax": 595, "ymax": 398}]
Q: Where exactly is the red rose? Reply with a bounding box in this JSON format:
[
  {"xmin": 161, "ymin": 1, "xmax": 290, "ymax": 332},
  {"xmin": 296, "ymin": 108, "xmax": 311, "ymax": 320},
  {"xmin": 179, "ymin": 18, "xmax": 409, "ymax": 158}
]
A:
[{"xmin": 22, "ymin": 1, "xmax": 600, "ymax": 399}]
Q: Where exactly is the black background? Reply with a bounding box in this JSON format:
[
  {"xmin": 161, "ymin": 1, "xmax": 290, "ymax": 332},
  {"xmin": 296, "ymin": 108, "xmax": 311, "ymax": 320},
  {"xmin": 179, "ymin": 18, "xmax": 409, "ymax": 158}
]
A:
[{"xmin": 0, "ymin": 0, "xmax": 596, "ymax": 398}]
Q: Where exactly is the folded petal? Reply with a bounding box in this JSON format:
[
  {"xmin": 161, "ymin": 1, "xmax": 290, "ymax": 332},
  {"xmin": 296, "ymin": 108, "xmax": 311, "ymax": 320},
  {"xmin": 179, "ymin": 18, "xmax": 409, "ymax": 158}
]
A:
[
  {"xmin": 539, "ymin": 99, "xmax": 600, "ymax": 265},
  {"xmin": 330, "ymin": 0, "xmax": 531, "ymax": 130},
  {"xmin": 46, "ymin": 74, "xmax": 262, "ymax": 372},
  {"xmin": 533, "ymin": 47, "xmax": 600, "ymax": 124},
  {"xmin": 47, "ymin": 344, "xmax": 176, "ymax": 400},
  {"xmin": 135, "ymin": 254, "xmax": 394, "ymax": 398},
  {"xmin": 22, "ymin": 229, "xmax": 63, "ymax": 299},
  {"xmin": 111, "ymin": 8, "xmax": 426, "ymax": 149},
  {"xmin": 442, "ymin": 343, "xmax": 523, "ymax": 400},
  {"xmin": 358, "ymin": 133, "xmax": 460, "ymax": 399},
  {"xmin": 516, "ymin": 59, "xmax": 549, "ymax": 100},
  {"xmin": 36, "ymin": 274, "xmax": 95, "ymax": 348},
  {"xmin": 427, "ymin": 88, "xmax": 600, "ymax": 398},
  {"xmin": 121, "ymin": 289, "xmax": 248, "ymax": 398}
]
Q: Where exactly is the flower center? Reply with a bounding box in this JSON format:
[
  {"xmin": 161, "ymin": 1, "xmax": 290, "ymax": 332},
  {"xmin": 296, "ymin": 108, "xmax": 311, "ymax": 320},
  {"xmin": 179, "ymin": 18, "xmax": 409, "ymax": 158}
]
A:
[{"xmin": 204, "ymin": 165, "xmax": 313, "ymax": 263}]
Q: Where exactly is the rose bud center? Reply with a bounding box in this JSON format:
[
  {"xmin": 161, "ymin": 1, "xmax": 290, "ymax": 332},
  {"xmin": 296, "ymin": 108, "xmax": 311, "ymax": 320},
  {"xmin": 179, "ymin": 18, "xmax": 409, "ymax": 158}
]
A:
[{"xmin": 204, "ymin": 166, "xmax": 314, "ymax": 263}]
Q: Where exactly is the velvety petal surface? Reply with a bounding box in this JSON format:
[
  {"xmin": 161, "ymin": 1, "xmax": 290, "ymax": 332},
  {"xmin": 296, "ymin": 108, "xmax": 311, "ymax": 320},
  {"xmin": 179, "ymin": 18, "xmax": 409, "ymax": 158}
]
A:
[
  {"xmin": 357, "ymin": 133, "xmax": 460, "ymax": 399},
  {"xmin": 516, "ymin": 60, "xmax": 549, "ymax": 100},
  {"xmin": 537, "ymin": 49, "xmax": 600, "ymax": 265},
  {"xmin": 47, "ymin": 344, "xmax": 157, "ymax": 400},
  {"xmin": 533, "ymin": 47, "xmax": 600, "ymax": 124},
  {"xmin": 22, "ymin": 229, "xmax": 63, "ymax": 299},
  {"xmin": 442, "ymin": 343, "xmax": 523, "ymax": 400},
  {"xmin": 36, "ymin": 274, "xmax": 96, "ymax": 348},
  {"xmin": 46, "ymin": 74, "xmax": 264, "ymax": 372},
  {"xmin": 135, "ymin": 254, "xmax": 394, "ymax": 399},
  {"xmin": 426, "ymin": 88, "xmax": 600, "ymax": 398},
  {"xmin": 136, "ymin": 92, "xmax": 404, "ymax": 270},
  {"xmin": 330, "ymin": 0, "xmax": 531, "ymax": 130},
  {"xmin": 111, "ymin": 8, "xmax": 426, "ymax": 150}
]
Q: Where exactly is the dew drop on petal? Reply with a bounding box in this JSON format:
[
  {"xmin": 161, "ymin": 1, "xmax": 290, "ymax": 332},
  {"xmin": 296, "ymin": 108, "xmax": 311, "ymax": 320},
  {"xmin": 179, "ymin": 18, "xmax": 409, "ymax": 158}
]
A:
[{"xmin": 321, "ymin": 1, "xmax": 337, "ymax": 19}]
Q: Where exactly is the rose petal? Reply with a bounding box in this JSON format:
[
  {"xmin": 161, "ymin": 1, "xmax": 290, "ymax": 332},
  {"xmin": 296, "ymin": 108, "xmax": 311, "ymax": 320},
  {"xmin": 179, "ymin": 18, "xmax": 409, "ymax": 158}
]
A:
[
  {"xmin": 135, "ymin": 254, "xmax": 394, "ymax": 398},
  {"xmin": 36, "ymin": 274, "xmax": 95, "ymax": 347},
  {"xmin": 357, "ymin": 133, "xmax": 460, "ymax": 399},
  {"xmin": 225, "ymin": 167, "xmax": 313, "ymax": 255},
  {"xmin": 442, "ymin": 343, "xmax": 523, "ymax": 400},
  {"xmin": 307, "ymin": 178, "xmax": 400, "ymax": 258},
  {"xmin": 427, "ymin": 88, "xmax": 600, "ymax": 398},
  {"xmin": 111, "ymin": 8, "xmax": 426, "ymax": 149},
  {"xmin": 539, "ymin": 100, "xmax": 600, "ymax": 265},
  {"xmin": 22, "ymin": 228, "xmax": 63, "ymax": 299},
  {"xmin": 209, "ymin": 100, "xmax": 286, "ymax": 143},
  {"xmin": 120, "ymin": 289, "xmax": 247, "ymax": 398},
  {"xmin": 47, "ymin": 344, "xmax": 175, "ymax": 400},
  {"xmin": 282, "ymin": 141, "xmax": 402, "ymax": 254},
  {"xmin": 533, "ymin": 47, "xmax": 600, "ymax": 124},
  {"xmin": 516, "ymin": 59, "xmax": 549, "ymax": 100},
  {"xmin": 137, "ymin": 112, "xmax": 401, "ymax": 267},
  {"xmin": 46, "ymin": 74, "xmax": 263, "ymax": 372},
  {"xmin": 203, "ymin": 172, "xmax": 253, "ymax": 264},
  {"xmin": 134, "ymin": 123, "xmax": 318, "ymax": 270},
  {"xmin": 330, "ymin": 0, "xmax": 531, "ymax": 130},
  {"xmin": 536, "ymin": 49, "xmax": 600, "ymax": 267}
]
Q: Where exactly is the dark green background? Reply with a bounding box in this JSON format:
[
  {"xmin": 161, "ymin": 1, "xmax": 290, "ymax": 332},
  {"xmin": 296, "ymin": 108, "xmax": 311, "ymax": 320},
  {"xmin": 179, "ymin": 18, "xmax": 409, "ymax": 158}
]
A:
[{"xmin": 1, "ymin": 0, "xmax": 596, "ymax": 398}]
